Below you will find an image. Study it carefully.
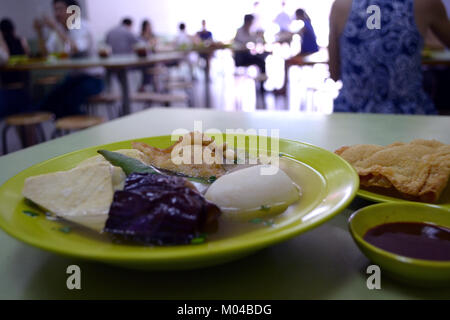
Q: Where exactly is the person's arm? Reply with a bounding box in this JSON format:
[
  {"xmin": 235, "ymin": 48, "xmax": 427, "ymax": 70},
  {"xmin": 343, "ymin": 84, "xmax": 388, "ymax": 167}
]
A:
[
  {"xmin": 328, "ymin": 2, "xmax": 341, "ymax": 81},
  {"xmin": 0, "ymin": 33, "xmax": 9, "ymax": 64},
  {"xmin": 34, "ymin": 18, "xmax": 49, "ymax": 56},
  {"xmin": 428, "ymin": 0, "xmax": 450, "ymax": 48},
  {"xmin": 43, "ymin": 16, "xmax": 80, "ymax": 54},
  {"xmin": 21, "ymin": 37, "xmax": 30, "ymax": 56}
]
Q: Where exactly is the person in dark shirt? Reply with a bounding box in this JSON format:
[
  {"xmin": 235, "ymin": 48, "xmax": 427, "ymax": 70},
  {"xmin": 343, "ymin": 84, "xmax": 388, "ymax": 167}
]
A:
[
  {"xmin": 196, "ymin": 20, "xmax": 213, "ymax": 42},
  {"xmin": 0, "ymin": 18, "xmax": 33, "ymax": 118},
  {"xmin": 0, "ymin": 18, "xmax": 30, "ymax": 86}
]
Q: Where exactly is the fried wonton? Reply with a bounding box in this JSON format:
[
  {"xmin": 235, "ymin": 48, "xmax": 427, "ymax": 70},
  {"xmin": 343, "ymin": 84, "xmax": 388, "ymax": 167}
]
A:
[
  {"xmin": 335, "ymin": 139, "xmax": 450, "ymax": 203},
  {"xmin": 132, "ymin": 132, "xmax": 235, "ymax": 180}
]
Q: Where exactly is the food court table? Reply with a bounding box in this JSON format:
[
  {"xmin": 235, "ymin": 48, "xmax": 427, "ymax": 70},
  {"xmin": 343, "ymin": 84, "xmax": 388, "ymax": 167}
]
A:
[
  {"xmin": 296, "ymin": 49, "xmax": 450, "ymax": 66},
  {"xmin": 1, "ymin": 52, "xmax": 185, "ymax": 115},
  {"xmin": 0, "ymin": 108, "xmax": 449, "ymax": 300}
]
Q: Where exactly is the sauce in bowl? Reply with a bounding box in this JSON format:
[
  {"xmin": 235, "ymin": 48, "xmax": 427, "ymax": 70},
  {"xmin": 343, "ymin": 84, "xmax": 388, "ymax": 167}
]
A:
[{"xmin": 363, "ymin": 222, "xmax": 450, "ymax": 261}]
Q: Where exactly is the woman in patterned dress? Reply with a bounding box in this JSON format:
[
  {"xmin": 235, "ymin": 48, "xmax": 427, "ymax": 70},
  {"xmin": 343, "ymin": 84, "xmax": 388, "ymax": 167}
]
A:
[{"xmin": 329, "ymin": 0, "xmax": 450, "ymax": 114}]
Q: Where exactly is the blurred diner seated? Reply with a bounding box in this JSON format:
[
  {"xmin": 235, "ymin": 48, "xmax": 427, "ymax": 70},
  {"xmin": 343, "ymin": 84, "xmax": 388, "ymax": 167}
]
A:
[
  {"xmin": 0, "ymin": 18, "xmax": 33, "ymax": 118},
  {"xmin": 0, "ymin": 18, "xmax": 30, "ymax": 86},
  {"xmin": 138, "ymin": 19, "xmax": 158, "ymax": 92},
  {"xmin": 329, "ymin": 0, "xmax": 450, "ymax": 114},
  {"xmin": 196, "ymin": 20, "xmax": 213, "ymax": 43},
  {"xmin": 34, "ymin": 0, "xmax": 104, "ymax": 118},
  {"xmin": 106, "ymin": 18, "xmax": 139, "ymax": 55},
  {"xmin": 140, "ymin": 20, "xmax": 157, "ymax": 49},
  {"xmin": 275, "ymin": 8, "xmax": 319, "ymax": 95},
  {"xmin": 274, "ymin": 1, "xmax": 292, "ymax": 43},
  {"xmin": 175, "ymin": 23, "xmax": 193, "ymax": 48},
  {"xmin": 0, "ymin": 33, "xmax": 8, "ymax": 65},
  {"xmin": 233, "ymin": 14, "xmax": 268, "ymax": 81}
]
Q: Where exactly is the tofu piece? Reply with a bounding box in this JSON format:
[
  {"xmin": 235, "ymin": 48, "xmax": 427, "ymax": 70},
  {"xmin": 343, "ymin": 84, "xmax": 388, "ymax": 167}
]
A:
[
  {"xmin": 77, "ymin": 149, "xmax": 148, "ymax": 191},
  {"xmin": 22, "ymin": 163, "xmax": 116, "ymax": 232}
]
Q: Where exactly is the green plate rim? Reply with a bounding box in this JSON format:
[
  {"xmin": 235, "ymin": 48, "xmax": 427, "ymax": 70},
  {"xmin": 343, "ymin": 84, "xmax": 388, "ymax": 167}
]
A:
[
  {"xmin": 357, "ymin": 189, "xmax": 450, "ymax": 209},
  {"xmin": 0, "ymin": 135, "xmax": 359, "ymax": 263}
]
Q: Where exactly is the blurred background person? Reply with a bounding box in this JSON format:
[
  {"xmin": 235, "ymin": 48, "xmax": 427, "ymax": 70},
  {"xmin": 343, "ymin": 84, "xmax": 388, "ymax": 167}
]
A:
[
  {"xmin": 250, "ymin": 1, "xmax": 264, "ymax": 34},
  {"xmin": 0, "ymin": 18, "xmax": 29, "ymax": 58},
  {"xmin": 274, "ymin": 1, "xmax": 292, "ymax": 33},
  {"xmin": 0, "ymin": 17, "xmax": 33, "ymax": 118},
  {"xmin": 0, "ymin": 18, "xmax": 30, "ymax": 86},
  {"xmin": 34, "ymin": 0, "xmax": 104, "ymax": 118},
  {"xmin": 106, "ymin": 18, "xmax": 139, "ymax": 55},
  {"xmin": 0, "ymin": 32, "xmax": 8, "ymax": 65},
  {"xmin": 140, "ymin": 20, "xmax": 157, "ymax": 49},
  {"xmin": 295, "ymin": 9, "xmax": 319, "ymax": 56},
  {"xmin": 234, "ymin": 14, "xmax": 267, "ymax": 80},
  {"xmin": 175, "ymin": 22, "xmax": 193, "ymax": 48},
  {"xmin": 275, "ymin": 8, "xmax": 319, "ymax": 95},
  {"xmin": 329, "ymin": 0, "xmax": 450, "ymax": 114},
  {"xmin": 138, "ymin": 20, "xmax": 158, "ymax": 92},
  {"xmin": 35, "ymin": 0, "xmax": 93, "ymax": 58},
  {"xmin": 196, "ymin": 20, "xmax": 213, "ymax": 43}
]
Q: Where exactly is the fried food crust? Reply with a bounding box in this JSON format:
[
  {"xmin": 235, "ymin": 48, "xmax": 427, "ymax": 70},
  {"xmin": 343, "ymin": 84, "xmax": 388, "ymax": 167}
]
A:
[
  {"xmin": 335, "ymin": 139, "xmax": 450, "ymax": 203},
  {"xmin": 132, "ymin": 132, "xmax": 227, "ymax": 179}
]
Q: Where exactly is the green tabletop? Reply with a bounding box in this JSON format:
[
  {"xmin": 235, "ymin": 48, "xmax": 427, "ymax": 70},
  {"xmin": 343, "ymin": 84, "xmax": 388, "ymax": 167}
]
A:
[{"xmin": 0, "ymin": 108, "xmax": 449, "ymax": 300}]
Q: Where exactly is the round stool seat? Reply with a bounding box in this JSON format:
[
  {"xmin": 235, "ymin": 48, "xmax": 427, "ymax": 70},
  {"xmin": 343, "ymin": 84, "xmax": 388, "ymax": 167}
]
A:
[
  {"xmin": 6, "ymin": 112, "xmax": 54, "ymax": 126},
  {"xmin": 88, "ymin": 93, "xmax": 120, "ymax": 104},
  {"xmin": 55, "ymin": 115, "xmax": 105, "ymax": 131},
  {"xmin": 35, "ymin": 76, "xmax": 61, "ymax": 86}
]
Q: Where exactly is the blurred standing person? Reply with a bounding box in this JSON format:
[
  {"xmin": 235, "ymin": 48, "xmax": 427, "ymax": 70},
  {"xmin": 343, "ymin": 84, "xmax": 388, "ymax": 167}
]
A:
[
  {"xmin": 234, "ymin": 14, "xmax": 267, "ymax": 79},
  {"xmin": 196, "ymin": 20, "xmax": 213, "ymax": 43},
  {"xmin": 329, "ymin": 0, "xmax": 450, "ymax": 114},
  {"xmin": 34, "ymin": 0, "xmax": 104, "ymax": 118},
  {"xmin": 106, "ymin": 18, "xmax": 139, "ymax": 55}
]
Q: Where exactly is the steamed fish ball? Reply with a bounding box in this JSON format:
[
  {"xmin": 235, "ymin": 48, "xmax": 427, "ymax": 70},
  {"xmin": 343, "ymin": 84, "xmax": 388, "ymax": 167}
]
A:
[{"xmin": 205, "ymin": 165, "xmax": 300, "ymax": 221}]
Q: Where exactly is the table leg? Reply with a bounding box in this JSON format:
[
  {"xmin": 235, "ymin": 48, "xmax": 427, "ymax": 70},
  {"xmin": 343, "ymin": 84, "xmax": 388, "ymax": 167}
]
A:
[
  {"xmin": 116, "ymin": 69, "xmax": 130, "ymax": 116},
  {"xmin": 204, "ymin": 54, "xmax": 211, "ymax": 108}
]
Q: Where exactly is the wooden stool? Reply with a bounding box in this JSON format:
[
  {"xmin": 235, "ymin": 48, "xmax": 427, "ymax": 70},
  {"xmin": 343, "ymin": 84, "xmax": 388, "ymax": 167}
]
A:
[
  {"xmin": 86, "ymin": 93, "xmax": 121, "ymax": 119},
  {"xmin": 52, "ymin": 115, "xmax": 105, "ymax": 138},
  {"xmin": 2, "ymin": 112, "xmax": 54, "ymax": 154},
  {"xmin": 131, "ymin": 92, "xmax": 188, "ymax": 107}
]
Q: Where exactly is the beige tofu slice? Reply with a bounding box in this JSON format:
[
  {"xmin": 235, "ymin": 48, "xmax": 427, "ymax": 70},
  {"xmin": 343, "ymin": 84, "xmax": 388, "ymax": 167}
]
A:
[
  {"xmin": 77, "ymin": 149, "xmax": 148, "ymax": 191},
  {"xmin": 22, "ymin": 163, "xmax": 116, "ymax": 232}
]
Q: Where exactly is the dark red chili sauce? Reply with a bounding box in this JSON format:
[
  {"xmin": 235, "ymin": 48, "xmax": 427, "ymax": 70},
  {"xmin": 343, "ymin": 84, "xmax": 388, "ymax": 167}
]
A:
[{"xmin": 363, "ymin": 222, "xmax": 450, "ymax": 261}]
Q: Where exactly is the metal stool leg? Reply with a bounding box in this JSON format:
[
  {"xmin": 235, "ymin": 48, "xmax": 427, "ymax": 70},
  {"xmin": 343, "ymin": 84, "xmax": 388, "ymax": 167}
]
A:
[
  {"xmin": 51, "ymin": 128, "xmax": 61, "ymax": 139},
  {"xmin": 2, "ymin": 125, "xmax": 11, "ymax": 155},
  {"xmin": 36, "ymin": 124, "xmax": 47, "ymax": 143},
  {"xmin": 107, "ymin": 104, "xmax": 116, "ymax": 120}
]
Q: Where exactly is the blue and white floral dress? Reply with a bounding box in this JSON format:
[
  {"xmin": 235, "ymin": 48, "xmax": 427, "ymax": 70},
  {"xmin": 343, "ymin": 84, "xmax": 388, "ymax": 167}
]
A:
[{"xmin": 334, "ymin": 0, "xmax": 436, "ymax": 114}]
